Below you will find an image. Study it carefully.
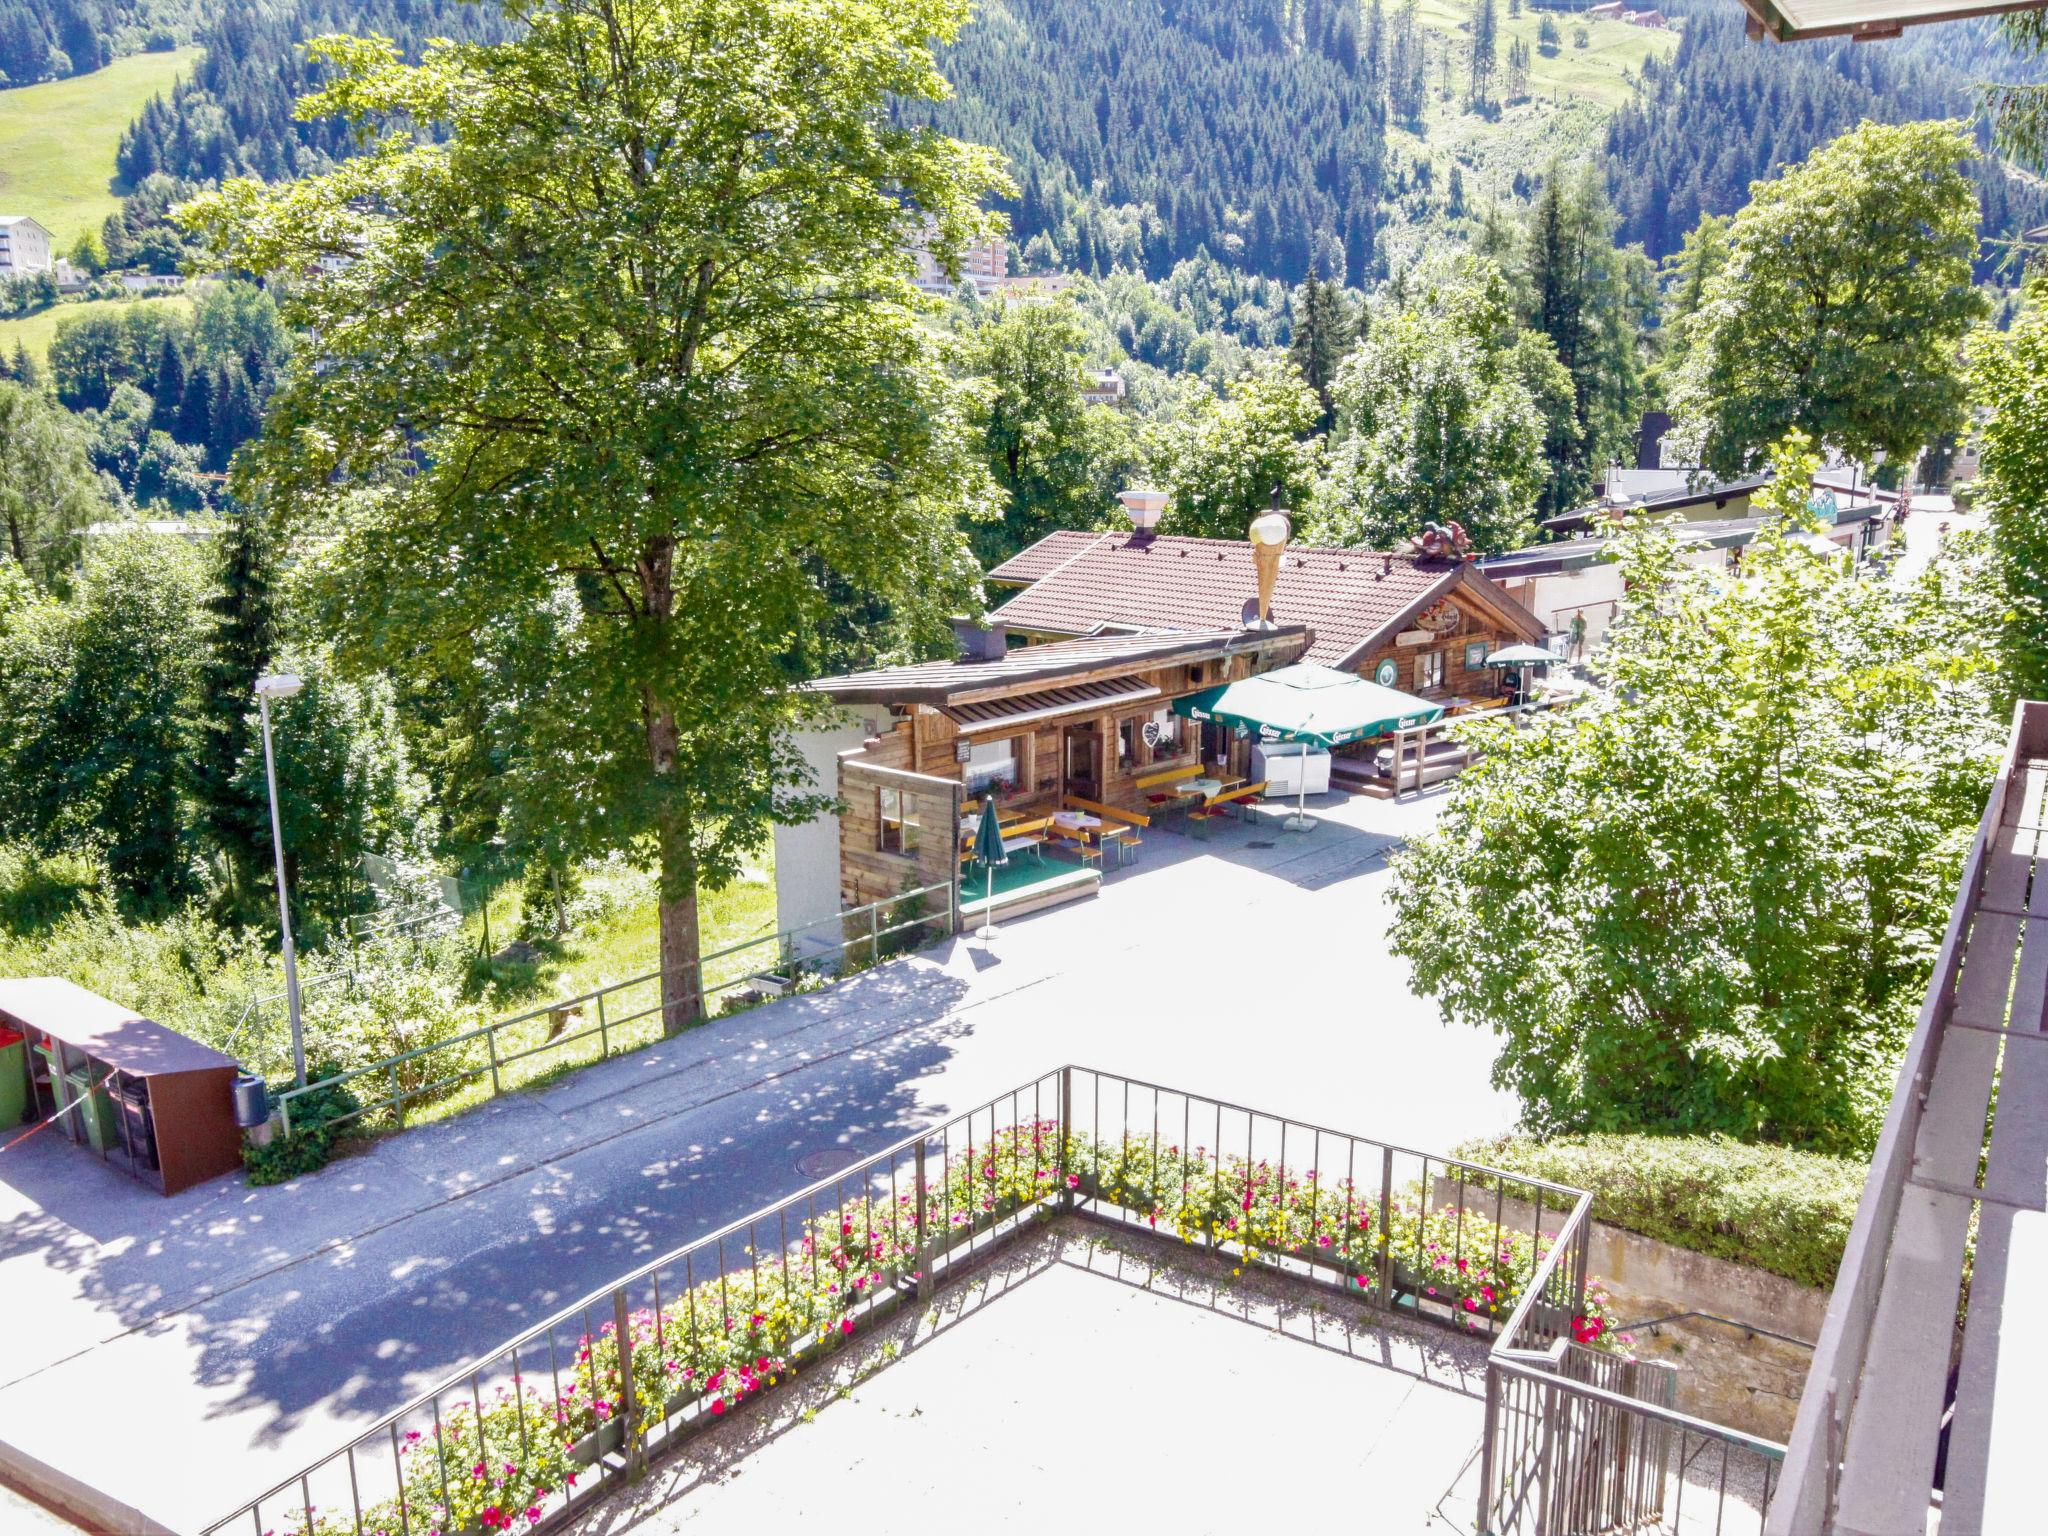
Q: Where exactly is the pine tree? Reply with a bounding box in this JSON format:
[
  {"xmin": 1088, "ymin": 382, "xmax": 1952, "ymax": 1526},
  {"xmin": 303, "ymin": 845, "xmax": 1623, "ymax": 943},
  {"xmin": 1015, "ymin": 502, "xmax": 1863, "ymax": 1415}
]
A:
[
  {"xmin": 9, "ymin": 340, "xmax": 36, "ymax": 388},
  {"xmin": 149, "ymin": 334, "xmax": 186, "ymax": 434},
  {"xmin": 1506, "ymin": 38, "xmax": 1531, "ymax": 102},
  {"xmin": 1468, "ymin": 0, "xmax": 1499, "ymax": 113},
  {"xmin": 209, "ymin": 363, "xmax": 260, "ymax": 471},
  {"xmin": 175, "ymin": 364, "xmax": 213, "ymax": 446},
  {"xmin": 1288, "ymin": 267, "xmax": 1357, "ymax": 431},
  {"xmin": 190, "ymin": 507, "xmax": 280, "ymax": 908}
]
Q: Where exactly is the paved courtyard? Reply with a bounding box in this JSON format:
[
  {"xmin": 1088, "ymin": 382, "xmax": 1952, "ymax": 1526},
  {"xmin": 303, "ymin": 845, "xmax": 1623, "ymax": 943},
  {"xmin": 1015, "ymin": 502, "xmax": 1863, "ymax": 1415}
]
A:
[{"xmin": 0, "ymin": 789, "xmax": 1520, "ymax": 1532}]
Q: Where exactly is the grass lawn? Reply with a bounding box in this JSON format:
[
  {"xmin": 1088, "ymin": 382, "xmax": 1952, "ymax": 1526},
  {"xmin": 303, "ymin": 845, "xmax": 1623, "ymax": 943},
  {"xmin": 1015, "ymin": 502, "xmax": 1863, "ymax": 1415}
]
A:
[
  {"xmin": 1376, "ymin": 8, "xmax": 1677, "ymax": 268},
  {"xmin": 0, "ymin": 291, "xmax": 193, "ymax": 367},
  {"xmin": 398, "ymin": 847, "xmax": 786, "ymax": 1125},
  {"xmin": 0, "ymin": 49, "xmax": 201, "ymax": 248}
]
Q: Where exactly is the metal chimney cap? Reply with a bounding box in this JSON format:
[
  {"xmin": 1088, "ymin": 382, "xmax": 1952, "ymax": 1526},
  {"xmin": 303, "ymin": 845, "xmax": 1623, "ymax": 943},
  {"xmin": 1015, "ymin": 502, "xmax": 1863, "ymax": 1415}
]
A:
[{"xmin": 1117, "ymin": 487, "xmax": 1169, "ymax": 532}]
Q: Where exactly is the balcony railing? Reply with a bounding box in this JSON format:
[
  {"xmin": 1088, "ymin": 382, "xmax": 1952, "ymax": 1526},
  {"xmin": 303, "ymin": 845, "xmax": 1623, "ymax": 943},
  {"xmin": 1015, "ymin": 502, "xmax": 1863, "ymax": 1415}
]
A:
[{"xmin": 207, "ymin": 1067, "xmax": 1777, "ymax": 1536}]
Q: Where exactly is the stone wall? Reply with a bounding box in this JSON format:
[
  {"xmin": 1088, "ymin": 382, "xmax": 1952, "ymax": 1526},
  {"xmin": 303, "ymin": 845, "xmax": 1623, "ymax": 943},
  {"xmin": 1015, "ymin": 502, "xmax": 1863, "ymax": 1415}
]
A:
[{"xmin": 1435, "ymin": 1180, "xmax": 1826, "ymax": 1441}]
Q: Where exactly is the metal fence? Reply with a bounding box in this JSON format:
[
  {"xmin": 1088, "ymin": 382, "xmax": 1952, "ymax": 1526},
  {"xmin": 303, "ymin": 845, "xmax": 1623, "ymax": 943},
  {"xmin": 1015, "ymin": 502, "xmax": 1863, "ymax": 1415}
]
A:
[
  {"xmin": 1478, "ymin": 1180, "xmax": 1788, "ymax": 1536},
  {"xmin": 209, "ymin": 1066, "xmax": 1640, "ymax": 1536},
  {"xmin": 274, "ymin": 878, "xmax": 958, "ymax": 1139}
]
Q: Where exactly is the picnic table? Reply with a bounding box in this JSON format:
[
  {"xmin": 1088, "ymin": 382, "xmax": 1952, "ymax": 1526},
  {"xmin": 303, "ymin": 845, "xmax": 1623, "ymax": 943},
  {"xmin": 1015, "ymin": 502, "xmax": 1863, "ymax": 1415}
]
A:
[{"xmin": 1053, "ymin": 810, "xmax": 1102, "ymax": 832}]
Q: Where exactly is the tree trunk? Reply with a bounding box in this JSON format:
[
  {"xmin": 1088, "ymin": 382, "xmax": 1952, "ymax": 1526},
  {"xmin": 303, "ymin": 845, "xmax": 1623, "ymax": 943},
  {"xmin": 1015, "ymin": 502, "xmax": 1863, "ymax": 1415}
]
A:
[{"xmin": 657, "ymin": 805, "xmax": 703, "ymax": 1037}]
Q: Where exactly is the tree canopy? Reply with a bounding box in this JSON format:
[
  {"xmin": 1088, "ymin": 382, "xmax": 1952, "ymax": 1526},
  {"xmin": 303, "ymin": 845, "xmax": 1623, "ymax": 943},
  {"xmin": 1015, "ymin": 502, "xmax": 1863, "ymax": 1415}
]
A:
[
  {"xmin": 181, "ymin": 0, "xmax": 1007, "ymax": 1029},
  {"xmin": 1670, "ymin": 119, "xmax": 1988, "ymax": 477},
  {"xmin": 1388, "ymin": 435, "xmax": 2004, "ymax": 1150},
  {"xmin": 1971, "ymin": 274, "xmax": 2048, "ymax": 705}
]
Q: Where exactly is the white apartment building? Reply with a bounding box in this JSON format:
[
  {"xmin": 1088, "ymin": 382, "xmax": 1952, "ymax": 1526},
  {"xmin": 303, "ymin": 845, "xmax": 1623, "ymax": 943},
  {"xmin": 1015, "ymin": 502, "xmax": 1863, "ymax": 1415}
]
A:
[
  {"xmin": 909, "ymin": 219, "xmax": 1009, "ymax": 297},
  {"xmin": 0, "ymin": 216, "xmax": 54, "ymax": 277}
]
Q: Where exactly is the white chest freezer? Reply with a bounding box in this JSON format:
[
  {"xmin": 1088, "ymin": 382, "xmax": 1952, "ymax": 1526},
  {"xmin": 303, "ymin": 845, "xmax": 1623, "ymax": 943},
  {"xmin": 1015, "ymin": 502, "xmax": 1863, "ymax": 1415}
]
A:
[{"xmin": 1251, "ymin": 742, "xmax": 1331, "ymax": 795}]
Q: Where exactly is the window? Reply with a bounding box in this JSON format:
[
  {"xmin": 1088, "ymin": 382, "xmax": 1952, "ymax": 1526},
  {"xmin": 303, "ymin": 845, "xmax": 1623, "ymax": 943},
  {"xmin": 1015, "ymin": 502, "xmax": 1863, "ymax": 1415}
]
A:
[
  {"xmin": 1147, "ymin": 708, "xmax": 1183, "ymax": 757},
  {"xmin": 964, "ymin": 737, "xmax": 1016, "ymax": 795},
  {"xmin": 1415, "ymin": 651, "xmax": 1445, "ymax": 691},
  {"xmin": 1464, "ymin": 640, "xmax": 1489, "ymax": 671},
  {"xmin": 877, "ymin": 787, "xmax": 920, "ymax": 854},
  {"xmin": 1118, "ymin": 718, "xmax": 1139, "ymax": 769}
]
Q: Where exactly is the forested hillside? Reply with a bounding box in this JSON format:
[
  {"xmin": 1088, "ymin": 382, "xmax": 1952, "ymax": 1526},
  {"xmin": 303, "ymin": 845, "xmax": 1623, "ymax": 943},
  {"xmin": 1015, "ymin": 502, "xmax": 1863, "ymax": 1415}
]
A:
[
  {"xmin": 116, "ymin": 0, "xmax": 503, "ymax": 184},
  {"xmin": 911, "ymin": 0, "xmax": 1391, "ymax": 283},
  {"xmin": 1606, "ymin": 0, "xmax": 2048, "ymax": 266},
  {"xmin": 0, "ymin": 0, "xmax": 195, "ymax": 88}
]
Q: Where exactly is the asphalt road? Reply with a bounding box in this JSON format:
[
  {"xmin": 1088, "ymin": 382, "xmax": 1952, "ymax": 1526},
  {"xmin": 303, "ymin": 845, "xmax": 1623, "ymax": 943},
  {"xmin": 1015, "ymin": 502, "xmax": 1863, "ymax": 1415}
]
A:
[{"xmin": 0, "ymin": 791, "xmax": 1514, "ymax": 1532}]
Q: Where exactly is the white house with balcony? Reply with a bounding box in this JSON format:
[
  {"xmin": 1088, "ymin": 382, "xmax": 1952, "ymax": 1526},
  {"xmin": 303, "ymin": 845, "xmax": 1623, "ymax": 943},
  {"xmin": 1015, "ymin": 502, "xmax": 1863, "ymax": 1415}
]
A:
[{"xmin": 0, "ymin": 216, "xmax": 54, "ymax": 276}]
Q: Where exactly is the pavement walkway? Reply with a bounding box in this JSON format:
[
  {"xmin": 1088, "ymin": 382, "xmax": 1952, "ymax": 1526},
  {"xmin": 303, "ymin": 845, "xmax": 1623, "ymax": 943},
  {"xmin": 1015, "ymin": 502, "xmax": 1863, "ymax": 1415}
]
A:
[{"xmin": 0, "ymin": 789, "xmax": 1515, "ymax": 1533}]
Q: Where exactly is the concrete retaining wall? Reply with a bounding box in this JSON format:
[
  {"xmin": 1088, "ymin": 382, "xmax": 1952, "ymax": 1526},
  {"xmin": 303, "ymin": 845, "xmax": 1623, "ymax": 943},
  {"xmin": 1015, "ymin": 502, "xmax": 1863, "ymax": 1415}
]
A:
[{"xmin": 1434, "ymin": 1179, "xmax": 1825, "ymax": 1441}]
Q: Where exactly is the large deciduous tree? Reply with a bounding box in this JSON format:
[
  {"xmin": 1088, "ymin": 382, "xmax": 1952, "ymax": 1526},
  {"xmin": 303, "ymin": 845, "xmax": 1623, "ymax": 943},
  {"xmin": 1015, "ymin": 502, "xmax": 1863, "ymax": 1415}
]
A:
[
  {"xmin": 962, "ymin": 298, "xmax": 1138, "ymax": 566},
  {"xmin": 1671, "ymin": 120, "xmax": 1988, "ymax": 477},
  {"xmin": 1309, "ymin": 255, "xmax": 1553, "ymax": 554},
  {"xmin": 0, "ymin": 381, "xmax": 106, "ymax": 587},
  {"xmin": 1388, "ymin": 435, "xmax": 2004, "ymax": 1150},
  {"xmin": 1149, "ymin": 355, "xmax": 1322, "ymax": 539},
  {"xmin": 1970, "ymin": 274, "xmax": 2048, "ymax": 704},
  {"xmin": 182, "ymin": 0, "xmax": 1004, "ymax": 1031}
]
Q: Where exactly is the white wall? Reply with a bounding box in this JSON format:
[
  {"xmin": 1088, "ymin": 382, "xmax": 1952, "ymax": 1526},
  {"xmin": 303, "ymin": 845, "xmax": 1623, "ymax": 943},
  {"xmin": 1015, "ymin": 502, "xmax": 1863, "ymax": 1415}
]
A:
[
  {"xmin": 0, "ymin": 218, "xmax": 53, "ymax": 275},
  {"xmin": 773, "ymin": 711, "xmax": 882, "ymax": 955}
]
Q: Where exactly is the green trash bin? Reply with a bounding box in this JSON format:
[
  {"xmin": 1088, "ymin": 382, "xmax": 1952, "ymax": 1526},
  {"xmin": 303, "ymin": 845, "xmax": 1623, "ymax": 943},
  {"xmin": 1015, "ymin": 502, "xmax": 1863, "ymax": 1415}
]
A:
[
  {"xmin": 61, "ymin": 1069, "xmax": 120, "ymax": 1152},
  {"xmin": 0, "ymin": 1027, "xmax": 25, "ymax": 1132}
]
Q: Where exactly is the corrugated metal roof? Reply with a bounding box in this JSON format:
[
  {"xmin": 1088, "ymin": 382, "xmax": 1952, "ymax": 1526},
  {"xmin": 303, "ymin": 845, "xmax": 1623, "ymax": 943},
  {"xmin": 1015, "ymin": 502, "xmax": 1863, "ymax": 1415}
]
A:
[
  {"xmin": 990, "ymin": 531, "xmax": 1539, "ymax": 666},
  {"xmin": 807, "ymin": 626, "xmax": 1307, "ymax": 706},
  {"xmin": 941, "ymin": 677, "xmax": 1161, "ymax": 733}
]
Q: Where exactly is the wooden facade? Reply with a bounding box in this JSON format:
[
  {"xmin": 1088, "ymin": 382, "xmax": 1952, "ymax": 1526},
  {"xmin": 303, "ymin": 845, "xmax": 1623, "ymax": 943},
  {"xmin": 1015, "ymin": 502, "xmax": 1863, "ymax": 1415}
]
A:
[
  {"xmin": 827, "ymin": 631, "xmax": 1307, "ymax": 911},
  {"xmin": 1343, "ymin": 584, "xmax": 1541, "ymax": 710}
]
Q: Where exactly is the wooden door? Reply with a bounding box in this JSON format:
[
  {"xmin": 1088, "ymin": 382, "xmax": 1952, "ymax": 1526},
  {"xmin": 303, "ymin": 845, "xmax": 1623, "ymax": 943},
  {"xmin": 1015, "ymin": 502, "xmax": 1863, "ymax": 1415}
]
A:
[{"xmin": 1062, "ymin": 724, "xmax": 1100, "ymax": 801}]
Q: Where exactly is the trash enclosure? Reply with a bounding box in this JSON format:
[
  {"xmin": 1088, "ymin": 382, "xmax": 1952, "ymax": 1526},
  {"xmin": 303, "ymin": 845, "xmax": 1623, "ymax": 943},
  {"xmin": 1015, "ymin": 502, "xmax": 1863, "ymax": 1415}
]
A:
[{"xmin": 0, "ymin": 977, "xmax": 245, "ymax": 1196}]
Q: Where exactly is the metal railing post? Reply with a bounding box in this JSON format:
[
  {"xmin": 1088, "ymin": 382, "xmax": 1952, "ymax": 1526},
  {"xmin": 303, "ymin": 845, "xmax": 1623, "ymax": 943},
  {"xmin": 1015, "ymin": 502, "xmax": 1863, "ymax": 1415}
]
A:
[
  {"xmin": 1377, "ymin": 1145, "xmax": 1395, "ymax": 1308},
  {"xmin": 612, "ymin": 1289, "xmax": 643, "ymax": 1479},
  {"xmin": 1479, "ymin": 1364, "xmax": 1501, "ymax": 1536},
  {"xmin": 388, "ymin": 1061, "xmax": 403, "ymax": 1127},
  {"xmin": 597, "ymin": 990, "xmax": 609, "ymax": 1058},
  {"xmin": 486, "ymin": 1029, "xmax": 501, "ymax": 1097},
  {"xmin": 868, "ymin": 902, "xmax": 880, "ymax": 965},
  {"xmin": 913, "ymin": 1141, "xmax": 932, "ymax": 1292},
  {"xmin": 1058, "ymin": 1066, "xmax": 1075, "ymax": 1208}
]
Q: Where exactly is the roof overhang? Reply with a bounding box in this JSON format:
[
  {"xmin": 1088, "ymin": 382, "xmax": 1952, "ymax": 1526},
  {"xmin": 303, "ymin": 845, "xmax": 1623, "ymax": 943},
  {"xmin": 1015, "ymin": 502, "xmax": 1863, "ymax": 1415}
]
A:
[
  {"xmin": 1735, "ymin": 0, "xmax": 2046, "ymax": 39},
  {"xmin": 1329, "ymin": 564, "xmax": 1545, "ymax": 670},
  {"xmin": 810, "ymin": 627, "xmax": 1309, "ymax": 708},
  {"xmin": 943, "ymin": 679, "xmax": 1163, "ymax": 734}
]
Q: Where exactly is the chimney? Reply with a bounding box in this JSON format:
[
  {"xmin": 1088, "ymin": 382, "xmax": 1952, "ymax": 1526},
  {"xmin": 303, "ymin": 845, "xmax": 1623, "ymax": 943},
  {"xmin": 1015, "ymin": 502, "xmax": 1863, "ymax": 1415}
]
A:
[
  {"xmin": 951, "ymin": 617, "xmax": 1008, "ymax": 662},
  {"xmin": 1116, "ymin": 487, "xmax": 1168, "ymax": 536},
  {"xmin": 1247, "ymin": 487, "xmax": 1291, "ymax": 628}
]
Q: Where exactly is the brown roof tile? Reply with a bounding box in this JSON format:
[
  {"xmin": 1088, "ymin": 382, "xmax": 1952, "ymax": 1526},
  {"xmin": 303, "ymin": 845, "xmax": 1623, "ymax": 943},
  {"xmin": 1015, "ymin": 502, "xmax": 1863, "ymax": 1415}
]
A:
[
  {"xmin": 991, "ymin": 532, "xmax": 1537, "ymax": 666},
  {"xmin": 983, "ymin": 529, "xmax": 1111, "ymax": 586}
]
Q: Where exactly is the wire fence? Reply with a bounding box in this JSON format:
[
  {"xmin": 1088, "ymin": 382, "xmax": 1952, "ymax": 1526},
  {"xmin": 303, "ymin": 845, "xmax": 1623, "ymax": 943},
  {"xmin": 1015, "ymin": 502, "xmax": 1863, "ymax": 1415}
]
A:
[
  {"xmin": 274, "ymin": 879, "xmax": 957, "ymax": 1139},
  {"xmin": 210, "ymin": 1065, "xmax": 1644, "ymax": 1536}
]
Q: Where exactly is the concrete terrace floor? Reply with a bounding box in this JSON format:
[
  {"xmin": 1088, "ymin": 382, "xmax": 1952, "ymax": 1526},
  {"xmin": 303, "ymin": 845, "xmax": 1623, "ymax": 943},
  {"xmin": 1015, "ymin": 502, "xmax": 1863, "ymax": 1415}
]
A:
[
  {"xmin": 0, "ymin": 789, "xmax": 1519, "ymax": 1533},
  {"xmin": 560, "ymin": 1222, "xmax": 1495, "ymax": 1536}
]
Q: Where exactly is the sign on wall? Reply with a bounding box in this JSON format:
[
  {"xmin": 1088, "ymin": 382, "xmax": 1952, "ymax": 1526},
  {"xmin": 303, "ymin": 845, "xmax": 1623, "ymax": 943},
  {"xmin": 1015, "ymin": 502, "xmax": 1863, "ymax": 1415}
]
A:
[{"xmin": 1374, "ymin": 658, "xmax": 1399, "ymax": 687}]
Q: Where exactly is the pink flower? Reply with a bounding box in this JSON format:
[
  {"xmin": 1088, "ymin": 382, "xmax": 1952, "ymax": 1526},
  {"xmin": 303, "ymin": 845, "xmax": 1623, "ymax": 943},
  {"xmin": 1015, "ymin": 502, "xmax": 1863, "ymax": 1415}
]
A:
[
  {"xmin": 710, "ymin": 1399, "xmax": 726, "ymax": 1416},
  {"xmin": 1066, "ymin": 1174, "xmax": 1079, "ymax": 1188},
  {"xmin": 840, "ymin": 1317, "xmax": 855, "ymax": 1336}
]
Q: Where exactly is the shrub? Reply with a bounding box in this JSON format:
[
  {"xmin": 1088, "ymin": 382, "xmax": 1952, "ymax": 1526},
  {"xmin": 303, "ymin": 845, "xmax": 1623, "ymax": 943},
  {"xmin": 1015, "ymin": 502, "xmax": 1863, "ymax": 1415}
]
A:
[
  {"xmin": 297, "ymin": 935, "xmax": 491, "ymax": 1108},
  {"xmin": 1453, "ymin": 1132, "xmax": 1868, "ymax": 1290},
  {"xmin": 243, "ymin": 1063, "xmax": 362, "ymax": 1185}
]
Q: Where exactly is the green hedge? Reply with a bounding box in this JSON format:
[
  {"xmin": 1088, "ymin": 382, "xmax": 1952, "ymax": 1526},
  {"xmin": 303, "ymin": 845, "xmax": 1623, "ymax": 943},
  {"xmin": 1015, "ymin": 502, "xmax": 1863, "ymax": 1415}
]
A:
[{"xmin": 1452, "ymin": 1133, "xmax": 1868, "ymax": 1291}]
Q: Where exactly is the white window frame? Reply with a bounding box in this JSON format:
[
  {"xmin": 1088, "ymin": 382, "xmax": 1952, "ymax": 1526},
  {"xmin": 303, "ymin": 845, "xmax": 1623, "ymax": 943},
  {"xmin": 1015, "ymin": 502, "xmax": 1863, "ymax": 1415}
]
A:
[{"xmin": 1415, "ymin": 651, "xmax": 1445, "ymax": 691}]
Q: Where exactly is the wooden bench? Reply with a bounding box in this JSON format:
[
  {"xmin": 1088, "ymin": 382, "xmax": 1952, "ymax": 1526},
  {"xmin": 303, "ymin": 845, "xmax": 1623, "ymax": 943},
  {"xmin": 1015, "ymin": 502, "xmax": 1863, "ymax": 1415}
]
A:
[
  {"xmin": 1135, "ymin": 764, "xmax": 1202, "ymax": 810},
  {"xmin": 1046, "ymin": 821, "xmax": 1105, "ymax": 867},
  {"xmin": 1207, "ymin": 781, "xmax": 1267, "ymax": 818},
  {"xmin": 962, "ymin": 816, "xmax": 1052, "ymax": 864},
  {"xmin": 1060, "ymin": 794, "xmax": 1151, "ymax": 828}
]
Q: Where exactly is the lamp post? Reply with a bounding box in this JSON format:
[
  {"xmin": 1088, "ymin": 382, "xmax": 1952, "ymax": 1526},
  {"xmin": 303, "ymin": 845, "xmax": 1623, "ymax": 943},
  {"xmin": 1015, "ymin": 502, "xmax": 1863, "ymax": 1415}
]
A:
[{"xmin": 255, "ymin": 671, "xmax": 307, "ymax": 1087}]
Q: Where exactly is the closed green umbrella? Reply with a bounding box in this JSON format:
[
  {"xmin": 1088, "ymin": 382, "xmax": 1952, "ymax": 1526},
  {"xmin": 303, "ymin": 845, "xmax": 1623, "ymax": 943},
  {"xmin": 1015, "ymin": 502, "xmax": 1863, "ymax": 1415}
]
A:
[{"xmin": 971, "ymin": 792, "xmax": 1009, "ymax": 940}]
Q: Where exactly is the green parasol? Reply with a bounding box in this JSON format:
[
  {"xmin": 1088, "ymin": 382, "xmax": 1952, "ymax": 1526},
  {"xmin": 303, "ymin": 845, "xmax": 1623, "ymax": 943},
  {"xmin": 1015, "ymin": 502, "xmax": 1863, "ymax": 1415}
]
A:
[
  {"xmin": 971, "ymin": 792, "xmax": 1008, "ymax": 940},
  {"xmin": 1173, "ymin": 663, "xmax": 1442, "ymax": 830}
]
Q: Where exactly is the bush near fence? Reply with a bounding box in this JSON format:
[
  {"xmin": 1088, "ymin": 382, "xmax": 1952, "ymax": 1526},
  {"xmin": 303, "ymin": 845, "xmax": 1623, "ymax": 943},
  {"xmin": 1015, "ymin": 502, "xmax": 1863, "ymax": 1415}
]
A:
[
  {"xmin": 268, "ymin": 1124, "xmax": 1623, "ymax": 1536},
  {"xmin": 1452, "ymin": 1133, "xmax": 1866, "ymax": 1291}
]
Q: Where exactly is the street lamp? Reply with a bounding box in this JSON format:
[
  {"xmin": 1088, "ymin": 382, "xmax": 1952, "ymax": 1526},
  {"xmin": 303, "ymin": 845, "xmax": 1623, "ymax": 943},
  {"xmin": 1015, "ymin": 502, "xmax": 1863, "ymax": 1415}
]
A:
[{"xmin": 255, "ymin": 671, "xmax": 307, "ymax": 1087}]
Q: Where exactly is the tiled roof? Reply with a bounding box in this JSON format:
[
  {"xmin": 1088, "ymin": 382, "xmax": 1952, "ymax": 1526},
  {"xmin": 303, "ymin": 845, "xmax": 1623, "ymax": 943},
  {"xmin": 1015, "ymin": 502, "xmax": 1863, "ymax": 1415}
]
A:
[
  {"xmin": 807, "ymin": 626, "xmax": 1308, "ymax": 706},
  {"xmin": 989, "ymin": 531, "xmax": 1539, "ymax": 667},
  {"xmin": 983, "ymin": 530, "xmax": 1109, "ymax": 586}
]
